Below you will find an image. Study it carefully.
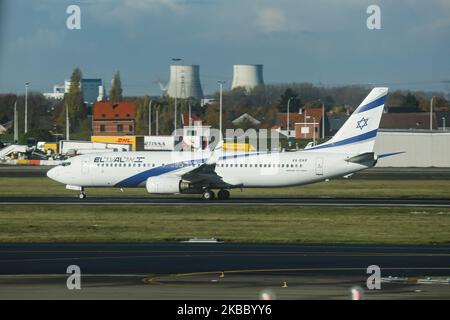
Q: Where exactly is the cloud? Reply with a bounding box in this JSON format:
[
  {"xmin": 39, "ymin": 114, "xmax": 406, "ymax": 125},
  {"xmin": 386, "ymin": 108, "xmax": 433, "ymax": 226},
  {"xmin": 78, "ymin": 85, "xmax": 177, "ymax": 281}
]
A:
[
  {"xmin": 87, "ymin": 0, "xmax": 186, "ymax": 26},
  {"xmin": 255, "ymin": 7, "xmax": 288, "ymax": 33}
]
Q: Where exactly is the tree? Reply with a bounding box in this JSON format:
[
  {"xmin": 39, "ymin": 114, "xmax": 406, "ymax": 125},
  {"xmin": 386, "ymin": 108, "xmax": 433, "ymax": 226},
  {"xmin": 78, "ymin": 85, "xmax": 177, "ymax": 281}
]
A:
[
  {"xmin": 276, "ymin": 88, "xmax": 301, "ymax": 113},
  {"xmin": 109, "ymin": 71, "xmax": 123, "ymax": 102},
  {"xmin": 135, "ymin": 96, "xmax": 151, "ymax": 135},
  {"xmin": 204, "ymin": 102, "xmax": 220, "ymax": 129},
  {"xmin": 24, "ymin": 129, "xmax": 53, "ymax": 142},
  {"xmin": 403, "ymin": 92, "xmax": 420, "ymax": 108},
  {"xmin": 59, "ymin": 67, "xmax": 86, "ymax": 134}
]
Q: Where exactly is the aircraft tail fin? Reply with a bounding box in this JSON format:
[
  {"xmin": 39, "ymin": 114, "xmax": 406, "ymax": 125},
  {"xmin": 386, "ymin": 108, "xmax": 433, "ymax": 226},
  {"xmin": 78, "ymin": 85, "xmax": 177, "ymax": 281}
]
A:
[{"xmin": 308, "ymin": 87, "xmax": 388, "ymax": 154}]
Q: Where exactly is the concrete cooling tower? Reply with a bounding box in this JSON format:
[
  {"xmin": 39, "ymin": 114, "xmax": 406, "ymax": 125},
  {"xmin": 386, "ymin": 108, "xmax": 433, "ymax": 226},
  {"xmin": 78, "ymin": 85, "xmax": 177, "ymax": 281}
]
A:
[
  {"xmin": 167, "ymin": 65, "xmax": 203, "ymax": 100},
  {"xmin": 231, "ymin": 64, "xmax": 264, "ymax": 91}
]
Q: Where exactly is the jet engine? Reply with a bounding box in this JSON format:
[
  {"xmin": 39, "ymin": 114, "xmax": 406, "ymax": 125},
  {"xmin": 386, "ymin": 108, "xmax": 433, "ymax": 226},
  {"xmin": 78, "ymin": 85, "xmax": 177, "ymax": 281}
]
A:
[{"xmin": 146, "ymin": 177, "xmax": 203, "ymax": 194}]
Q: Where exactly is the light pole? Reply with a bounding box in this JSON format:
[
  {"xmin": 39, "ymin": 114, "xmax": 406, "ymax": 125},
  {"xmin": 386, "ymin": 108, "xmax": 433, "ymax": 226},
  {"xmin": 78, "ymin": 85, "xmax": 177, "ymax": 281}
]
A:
[
  {"xmin": 443, "ymin": 117, "xmax": 446, "ymax": 131},
  {"xmin": 304, "ymin": 109, "xmax": 308, "ymax": 139},
  {"xmin": 172, "ymin": 58, "xmax": 182, "ymax": 132},
  {"xmin": 148, "ymin": 100, "xmax": 153, "ymax": 136},
  {"xmin": 24, "ymin": 82, "xmax": 29, "ymax": 134},
  {"xmin": 156, "ymin": 108, "xmax": 159, "ymax": 136},
  {"xmin": 14, "ymin": 101, "xmax": 18, "ymax": 143},
  {"xmin": 430, "ymin": 97, "xmax": 434, "ymax": 130},
  {"xmin": 313, "ymin": 117, "xmax": 316, "ymax": 146},
  {"xmin": 218, "ymin": 81, "xmax": 226, "ymax": 138},
  {"xmin": 321, "ymin": 101, "xmax": 325, "ymax": 139},
  {"xmin": 287, "ymin": 97, "xmax": 294, "ymax": 138},
  {"xmin": 65, "ymin": 104, "xmax": 70, "ymax": 140},
  {"xmin": 188, "ymin": 101, "xmax": 192, "ymax": 127}
]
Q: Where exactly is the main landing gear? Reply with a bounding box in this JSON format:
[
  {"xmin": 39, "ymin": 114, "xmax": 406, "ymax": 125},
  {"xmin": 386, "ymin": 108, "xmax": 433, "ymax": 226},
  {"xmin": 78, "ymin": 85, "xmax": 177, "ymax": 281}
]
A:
[
  {"xmin": 218, "ymin": 189, "xmax": 230, "ymax": 200},
  {"xmin": 78, "ymin": 192, "xmax": 86, "ymax": 199},
  {"xmin": 202, "ymin": 189, "xmax": 230, "ymax": 201}
]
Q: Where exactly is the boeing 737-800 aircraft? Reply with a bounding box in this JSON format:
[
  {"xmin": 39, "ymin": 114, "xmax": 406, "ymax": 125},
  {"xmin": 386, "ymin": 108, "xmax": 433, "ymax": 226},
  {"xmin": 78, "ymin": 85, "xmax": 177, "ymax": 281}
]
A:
[{"xmin": 47, "ymin": 87, "xmax": 398, "ymax": 200}]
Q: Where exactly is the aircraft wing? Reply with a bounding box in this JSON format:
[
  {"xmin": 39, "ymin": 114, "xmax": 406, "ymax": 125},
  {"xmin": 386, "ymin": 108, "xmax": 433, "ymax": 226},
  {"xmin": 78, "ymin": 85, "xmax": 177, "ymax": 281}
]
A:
[
  {"xmin": 180, "ymin": 163, "xmax": 232, "ymax": 187},
  {"xmin": 162, "ymin": 140, "xmax": 241, "ymax": 188}
]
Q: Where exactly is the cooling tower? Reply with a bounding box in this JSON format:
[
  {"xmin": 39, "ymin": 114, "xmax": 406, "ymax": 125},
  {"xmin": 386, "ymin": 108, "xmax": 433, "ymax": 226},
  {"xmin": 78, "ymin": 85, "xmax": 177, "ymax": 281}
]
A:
[
  {"xmin": 231, "ymin": 64, "xmax": 264, "ymax": 91},
  {"xmin": 167, "ymin": 65, "xmax": 203, "ymax": 100}
]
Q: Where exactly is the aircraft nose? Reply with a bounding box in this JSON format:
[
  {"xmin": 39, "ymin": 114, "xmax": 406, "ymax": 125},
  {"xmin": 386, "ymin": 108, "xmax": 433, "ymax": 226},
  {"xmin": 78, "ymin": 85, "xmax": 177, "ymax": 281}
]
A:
[{"xmin": 46, "ymin": 167, "xmax": 59, "ymax": 182}]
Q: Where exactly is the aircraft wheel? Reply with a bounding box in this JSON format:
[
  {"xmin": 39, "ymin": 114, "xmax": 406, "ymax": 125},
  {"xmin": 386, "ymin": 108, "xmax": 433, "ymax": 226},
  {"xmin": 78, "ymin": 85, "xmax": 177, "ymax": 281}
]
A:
[
  {"xmin": 218, "ymin": 189, "xmax": 230, "ymax": 200},
  {"xmin": 79, "ymin": 192, "xmax": 86, "ymax": 200},
  {"xmin": 202, "ymin": 190, "xmax": 215, "ymax": 201}
]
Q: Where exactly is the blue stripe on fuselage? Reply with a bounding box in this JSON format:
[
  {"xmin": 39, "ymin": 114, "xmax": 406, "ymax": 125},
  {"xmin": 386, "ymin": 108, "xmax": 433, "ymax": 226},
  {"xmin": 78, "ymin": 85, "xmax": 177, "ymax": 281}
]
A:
[
  {"xmin": 114, "ymin": 152, "xmax": 268, "ymax": 187},
  {"xmin": 115, "ymin": 158, "xmax": 206, "ymax": 187}
]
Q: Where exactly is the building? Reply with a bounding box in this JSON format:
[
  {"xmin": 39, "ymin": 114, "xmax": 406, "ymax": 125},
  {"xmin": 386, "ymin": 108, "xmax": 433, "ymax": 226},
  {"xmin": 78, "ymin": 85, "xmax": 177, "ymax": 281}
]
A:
[
  {"xmin": 43, "ymin": 85, "xmax": 65, "ymax": 100},
  {"xmin": 0, "ymin": 122, "xmax": 11, "ymax": 134},
  {"xmin": 92, "ymin": 102, "xmax": 136, "ymax": 136},
  {"xmin": 67, "ymin": 79, "xmax": 103, "ymax": 105},
  {"xmin": 232, "ymin": 113, "xmax": 261, "ymax": 127},
  {"xmin": 380, "ymin": 113, "xmax": 437, "ymax": 130},
  {"xmin": 182, "ymin": 112, "xmax": 208, "ymax": 127},
  {"xmin": 327, "ymin": 113, "xmax": 350, "ymax": 136},
  {"xmin": 277, "ymin": 108, "xmax": 326, "ymax": 139},
  {"xmin": 231, "ymin": 64, "xmax": 264, "ymax": 91},
  {"xmin": 181, "ymin": 112, "xmax": 211, "ymax": 150},
  {"xmin": 436, "ymin": 111, "xmax": 450, "ymax": 130},
  {"xmin": 166, "ymin": 65, "xmax": 203, "ymax": 100},
  {"xmin": 45, "ymin": 79, "xmax": 104, "ymax": 104},
  {"xmin": 374, "ymin": 130, "xmax": 450, "ymax": 167}
]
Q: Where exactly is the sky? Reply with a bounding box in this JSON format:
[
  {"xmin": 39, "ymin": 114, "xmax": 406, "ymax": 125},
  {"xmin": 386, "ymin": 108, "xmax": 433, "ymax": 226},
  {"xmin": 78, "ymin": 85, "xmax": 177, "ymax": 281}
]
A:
[{"xmin": 0, "ymin": 0, "xmax": 449, "ymax": 96}]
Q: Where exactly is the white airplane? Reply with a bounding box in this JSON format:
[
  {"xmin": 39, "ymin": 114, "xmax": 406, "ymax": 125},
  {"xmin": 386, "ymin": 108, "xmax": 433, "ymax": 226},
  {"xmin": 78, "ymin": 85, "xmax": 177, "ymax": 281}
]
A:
[{"xmin": 47, "ymin": 87, "xmax": 399, "ymax": 200}]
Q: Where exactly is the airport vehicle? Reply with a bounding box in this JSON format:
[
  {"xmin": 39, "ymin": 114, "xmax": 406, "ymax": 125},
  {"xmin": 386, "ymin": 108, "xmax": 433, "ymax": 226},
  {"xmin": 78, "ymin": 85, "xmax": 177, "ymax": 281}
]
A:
[{"xmin": 47, "ymin": 88, "xmax": 398, "ymax": 200}]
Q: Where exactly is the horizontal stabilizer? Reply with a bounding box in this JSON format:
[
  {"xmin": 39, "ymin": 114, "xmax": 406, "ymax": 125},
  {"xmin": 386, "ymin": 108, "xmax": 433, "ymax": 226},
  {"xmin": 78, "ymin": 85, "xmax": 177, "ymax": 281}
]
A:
[
  {"xmin": 378, "ymin": 151, "xmax": 405, "ymax": 158},
  {"xmin": 345, "ymin": 152, "xmax": 377, "ymax": 164}
]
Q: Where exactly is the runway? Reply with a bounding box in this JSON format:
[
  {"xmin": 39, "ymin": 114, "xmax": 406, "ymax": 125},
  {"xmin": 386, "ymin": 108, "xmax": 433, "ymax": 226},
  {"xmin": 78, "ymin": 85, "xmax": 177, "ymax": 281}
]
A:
[
  {"xmin": 1, "ymin": 243, "xmax": 450, "ymax": 299},
  {"xmin": 2, "ymin": 196, "xmax": 450, "ymax": 207}
]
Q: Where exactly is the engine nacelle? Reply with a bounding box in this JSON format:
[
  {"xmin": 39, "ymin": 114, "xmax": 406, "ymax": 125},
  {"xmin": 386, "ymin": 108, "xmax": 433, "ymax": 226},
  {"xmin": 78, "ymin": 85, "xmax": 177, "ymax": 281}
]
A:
[
  {"xmin": 146, "ymin": 176, "xmax": 181, "ymax": 194},
  {"xmin": 146, "ymin": 177, "xmax": 204, "ymax": 194}
]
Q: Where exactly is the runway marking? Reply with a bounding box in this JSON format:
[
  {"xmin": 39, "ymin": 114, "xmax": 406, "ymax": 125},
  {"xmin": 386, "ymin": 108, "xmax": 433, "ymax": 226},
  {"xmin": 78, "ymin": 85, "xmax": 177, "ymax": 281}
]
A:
[
  {"xmin": 174, "ymin": 267, "xmax": 450, "ymax": 277},
  {"xmin": 2, "ymin": 252, "xmax": 450, "ymax": 264},
  {"xmin": 144, "ymin": 267, "xmax": 450, "ymax": 287}
]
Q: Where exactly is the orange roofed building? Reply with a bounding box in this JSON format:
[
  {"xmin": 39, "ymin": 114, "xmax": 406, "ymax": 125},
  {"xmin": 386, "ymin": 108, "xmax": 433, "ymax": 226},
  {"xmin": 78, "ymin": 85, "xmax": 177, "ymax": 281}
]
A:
[
  {"xmin": 92, "ymin": 102, "xmax": 136, "ymax": 136},
  {"xmin": 277, "ymin": 108, "xmax": 326, "ymax": 139}
]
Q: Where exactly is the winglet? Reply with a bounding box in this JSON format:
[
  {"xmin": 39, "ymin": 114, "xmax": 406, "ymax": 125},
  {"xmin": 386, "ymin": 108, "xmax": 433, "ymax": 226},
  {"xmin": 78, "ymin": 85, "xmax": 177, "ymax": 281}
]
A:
[{"xmin": 206, "ymin": 139, "xmax": 223, "ymax": 165}]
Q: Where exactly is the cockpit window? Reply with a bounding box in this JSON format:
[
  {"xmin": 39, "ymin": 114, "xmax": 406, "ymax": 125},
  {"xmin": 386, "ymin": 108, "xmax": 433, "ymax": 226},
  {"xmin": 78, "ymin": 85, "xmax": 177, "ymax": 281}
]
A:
[{"xmin": 61, "ymin": 162, "xmax": 71, "ymax": 167}]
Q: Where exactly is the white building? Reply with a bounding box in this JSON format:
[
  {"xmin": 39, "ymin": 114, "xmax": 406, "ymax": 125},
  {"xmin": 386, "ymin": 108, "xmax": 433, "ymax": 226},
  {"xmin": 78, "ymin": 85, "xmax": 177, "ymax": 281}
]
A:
[
  {"xmin": 45, "ymin": 79, "xmax": 104, "ymax": 103},
  {"xmin": 43, "ymin": 85, "xmax": 65, "ymax": 100}
]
